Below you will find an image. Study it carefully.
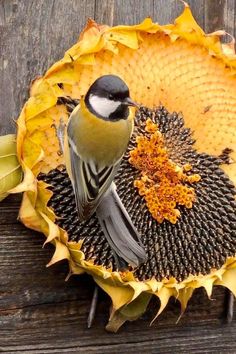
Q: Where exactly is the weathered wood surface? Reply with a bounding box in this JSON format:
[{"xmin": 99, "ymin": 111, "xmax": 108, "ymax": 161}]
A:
[{"xmin": 0, "ymin": 0, "xmax": 235, "ymax": 352}]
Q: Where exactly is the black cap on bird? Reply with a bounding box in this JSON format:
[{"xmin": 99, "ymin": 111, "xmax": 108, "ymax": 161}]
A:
[
  {"xmin": 64, "ymin": 75, "xmax": 146, "ymax": 270},
  {"xmin": 85, "ymin": 75, "xmax": 139, "ymax": 121}
]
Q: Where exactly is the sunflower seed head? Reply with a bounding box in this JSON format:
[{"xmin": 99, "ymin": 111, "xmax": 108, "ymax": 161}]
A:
[{"xmin": 38, "ymin": 104, "xmax": 236, "ymax": 281}]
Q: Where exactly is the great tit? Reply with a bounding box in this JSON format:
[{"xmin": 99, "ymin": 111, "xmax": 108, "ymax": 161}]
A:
[{"xmin": 64, "ymin": 75, "xmax": 146, "ymax": 269}]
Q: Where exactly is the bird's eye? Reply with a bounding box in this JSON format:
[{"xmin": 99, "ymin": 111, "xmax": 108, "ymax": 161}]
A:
[{"xmin": 108, "ymin": 94, "xmax": 113, "ymax": 100}]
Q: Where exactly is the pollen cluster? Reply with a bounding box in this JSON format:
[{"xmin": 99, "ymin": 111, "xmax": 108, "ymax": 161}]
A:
[{"xmin": 129, "ymin": 119, "xmax": 201, "ymax": 224}]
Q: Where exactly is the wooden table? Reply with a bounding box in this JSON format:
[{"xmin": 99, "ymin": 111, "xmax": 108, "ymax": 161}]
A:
[{"xmin": 1, "ymin": 1, "xmax": 235, "ymax": 352}]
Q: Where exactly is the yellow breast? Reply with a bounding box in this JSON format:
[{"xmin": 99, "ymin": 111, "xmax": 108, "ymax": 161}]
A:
[{"xmin": 68, "ymin": 98, "xmax": 134, "ymax": 167}]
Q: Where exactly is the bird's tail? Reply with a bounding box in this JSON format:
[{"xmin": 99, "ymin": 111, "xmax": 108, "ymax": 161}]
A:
[{"xmin": 96, "ymin": 184, "xmax": 147, "ymax": 270}]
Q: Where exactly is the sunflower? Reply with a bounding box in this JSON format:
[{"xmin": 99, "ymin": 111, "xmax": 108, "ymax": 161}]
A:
[{"xmin": 5, "ymin": 3, "xmax": 236, "ymax": 332}]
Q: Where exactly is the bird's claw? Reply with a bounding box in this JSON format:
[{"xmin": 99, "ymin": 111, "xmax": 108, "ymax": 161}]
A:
[
  {"xmin": 225, "ymin": 289, "xmax": 234, "ymax": 324},
  {"xmin": 51, "ymin": 118, "xmax": 66, "ymax": 155},
  {"xmin": 87, "ymin": 286, "xmax": 99, "ymax": 328}
]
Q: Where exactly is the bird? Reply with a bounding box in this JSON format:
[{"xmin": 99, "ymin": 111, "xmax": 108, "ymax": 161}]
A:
[{"xmin": 64, "ymin": 74, "xmax": 147, "ymax": 270}]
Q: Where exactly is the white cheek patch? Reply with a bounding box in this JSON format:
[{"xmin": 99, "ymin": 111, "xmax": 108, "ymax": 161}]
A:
[{"xmin": 89, "ymin": 95, "xmax": 120, "ymax": 117}]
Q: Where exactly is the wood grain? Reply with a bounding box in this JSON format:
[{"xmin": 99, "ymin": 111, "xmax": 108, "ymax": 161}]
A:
[
  {"xmin": 0, "ymin": 0, "xmax": 235, "ymax": 352},
  {"xmin": 205, "ymin": 0, "xmax": 236, "ymax": 37},
  {"xmin": 0, "ymin": 0, "xmax": 95, "ymax": 134}
]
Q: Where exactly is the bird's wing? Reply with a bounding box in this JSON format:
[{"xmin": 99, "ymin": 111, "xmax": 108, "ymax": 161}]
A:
[{"xmin": 67, "ymin": 130, "xmax": 120, "ymax": 221}]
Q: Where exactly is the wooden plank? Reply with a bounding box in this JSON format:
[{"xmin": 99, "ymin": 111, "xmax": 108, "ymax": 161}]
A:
[
  {"xmin": 94, "ymin": 0, "xmax": 115, "ymax": 25},
  {"xmin": 0, "ymin": 211, "xmax": 235, "ymax": 354},
  {"xmin": 0, "ymin": 0, "xmax": 95, "ymax": 135},
  {"xmin": 223, "ymin": 0, "xmax": 236, "ymax": 37},
  {"xmin": 0, "ymin": 0, "xmax": 235, "ymax": 352},
  {"xmin": 153, "ymin": 0, "xmax": 205, "ymax": 27},
  {"xmin": 153, "ymin": 0, "xmax": 176, "ymax": 24},
  {"xmin": 205, "ymin": 0, "xmax": 236, "ymax": 38},
  {"xmin": 112, "ymin": 0, "xmax": 155, "ymax": 25}
]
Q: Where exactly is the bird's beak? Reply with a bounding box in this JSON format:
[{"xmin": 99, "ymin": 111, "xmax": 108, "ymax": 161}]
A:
[{"xmin": 123, "ymin": 97, "xmax": 139, "ymax": 108}]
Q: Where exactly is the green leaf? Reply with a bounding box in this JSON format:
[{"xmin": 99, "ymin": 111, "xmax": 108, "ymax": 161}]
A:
[{"xmin": 0, "ymin": 134, "xmax": 22, "ymax": 201}]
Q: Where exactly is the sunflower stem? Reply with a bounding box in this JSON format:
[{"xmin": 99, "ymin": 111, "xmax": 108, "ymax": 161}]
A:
[{"xmin": 87, "ymin": 286, "xmax": 99, "ymax": 328}]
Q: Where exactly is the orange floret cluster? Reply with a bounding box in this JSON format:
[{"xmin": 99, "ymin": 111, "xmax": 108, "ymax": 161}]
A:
[{"xmin": 129, "ymin": 119, "xmax": 201, "ymax": 224}]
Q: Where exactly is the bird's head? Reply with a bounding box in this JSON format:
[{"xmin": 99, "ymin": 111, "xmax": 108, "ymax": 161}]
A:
[{"xmin": 84, "ymin": 75, "xmax": 138, "ymax": 121}]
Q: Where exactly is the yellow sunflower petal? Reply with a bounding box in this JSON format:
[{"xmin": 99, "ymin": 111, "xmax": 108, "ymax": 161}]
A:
[
  {"xmin": 177, "ymin": 287, "xmax": 194, "ymax": 315},
  {"xmin": 47, "ymin": 239, "xmax": 70, "ymax": 267},
  {"xmin": 18, "ymin": 192, "xmax": 42, "ymax": 232},
  {"xmin": 106, "ymin": 292, "xmax": 152, "ymax": 332},
  {"xmin": 215, "ymin": 259, "xmax": 236, "ymax": 296},
  {"xmin": 95, "ymin": 276, "xmax": 135, "ymax": 312}
]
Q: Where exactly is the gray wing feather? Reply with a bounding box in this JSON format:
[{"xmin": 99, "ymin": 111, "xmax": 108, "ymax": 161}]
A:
[
  {"xmin": 96, "ymin": 184, "xmax": 147, "ymax": 269},
  {"xmin": 68, "ymin": 135, "xmax": 120, "ymax": 220},
  {"xmin": 68, "ymin": 143, "xmax": 98, "ymax": 219}
]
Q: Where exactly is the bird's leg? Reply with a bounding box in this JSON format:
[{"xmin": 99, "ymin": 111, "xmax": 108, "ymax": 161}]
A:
[
  {"xmin": 87, "ymin": 286, "xmax": 99, "ymax": 328},
  {"xmin": 225, "ymin": 289, "xmax": 234, "ymax": 323},
  {"xmin": 51, "ymin": 117, "xmax": 66, "ymax": 155}
]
